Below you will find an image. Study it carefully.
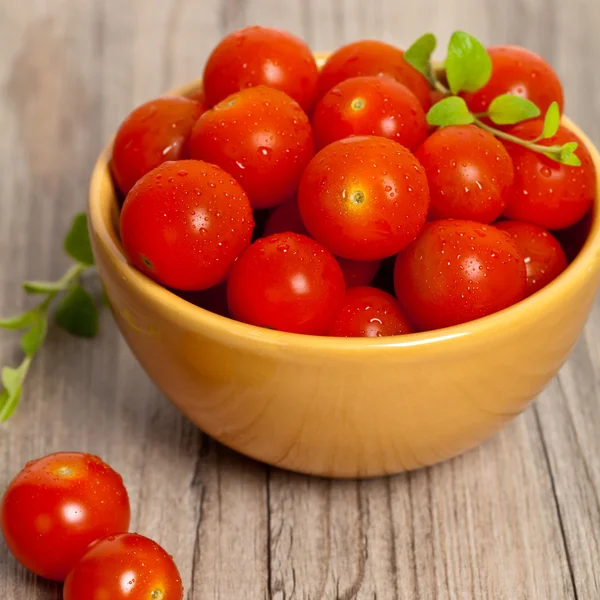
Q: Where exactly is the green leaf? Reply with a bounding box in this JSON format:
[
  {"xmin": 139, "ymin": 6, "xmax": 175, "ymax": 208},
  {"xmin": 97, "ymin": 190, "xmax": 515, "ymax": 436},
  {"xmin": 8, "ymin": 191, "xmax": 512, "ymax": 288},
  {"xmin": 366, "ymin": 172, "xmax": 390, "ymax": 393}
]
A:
[
  {"xmin": 445, "ymin": 31, "xmax": 492, "ymax": 94},
  {"xmin": 427, "ymin": 96, "xmax": 474, "ymax": 127},
  {"xmin": 20, "ymin": 316, "xmax": 48, "ymax": 356},
  {"xmin": 23, "ymin": 280, "xmax": 69, "ymax": 294},
  {"xmin": 487, "ymin": 94, "xmax": 541, "ymax": 125},
  {"xmin": 559, "ymin": 142, "xmax": 581, "ymax": 166},
  {"xmin": 55, "ymin": 285, "xmax": 98, "ymax": 337},
  {"xmin": 0, "ymin": 309, "xmax": 38, "ymax": 330},
  {"xmin": 542, "ymin": 102, "xmax": 560, "ymax": 139},
  {"xmin": 405, "ymin": 33, "xmax": 437, "ymax": 80},
  {"xmin": 0, "ymin": 386, "xmax": 21, "ymax": 421},
  {"xmin": 64, "ymin": 213, "xmax": 94, "ymax": 266},
  {"xmin": 2, "ymin": 365, "xmax": 24, "ymax": 396}
]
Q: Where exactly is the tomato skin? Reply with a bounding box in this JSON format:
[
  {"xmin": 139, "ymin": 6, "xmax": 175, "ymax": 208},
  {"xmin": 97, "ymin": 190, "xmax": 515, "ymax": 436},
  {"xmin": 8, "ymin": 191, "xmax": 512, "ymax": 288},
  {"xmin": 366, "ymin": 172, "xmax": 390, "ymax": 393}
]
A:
[
  {"xmin": 63, "ymin": 533, "xmax": 183, "ymax": 600},
  {"xmin": 312, "ymin": 76, "xmax": 427, "ymax": 151},
  {"xmin": 189, "ymin": 86, "xmax": 315, "ymax": 209},
  {"xmin": 120, "ymin": 160, "xmax": 254, "ymax": 291},
  {"xmin": 495, "ymin": 220, "xmax": 567, "ymax": 296},
  {"xmin": 203, "ymin": 26, "xmax": 319, "ymax": 113},
  {"xmin": 318, "ymin": 40, "xmax": 431, "ymax": 110},
  {"xmin": 227, "ymin": 233, "xmax": 345, "ymax": 335},
  {"xmin": 415, "ymin": 125, "xmax": 514, "ymax": 223},
  {"xmin": 298, "ymin": 136, "xmax": 430, "ymax": 261},
  {"xmin": 186, "ymin": 88, "xmax": 208, "ymax": 111},
  {"xmin": 1, "ymin": 453, "xmax": 130, "ymax": 581},
  {"xmin": 463, "ymin": 46, "xmax": 564, "ymax": 115},
  {"xmin": 111, "ymin": 97, "xmax": 204, "ymax": 195},
  {"xmin": 394, "ymin": 220, "xmax": 527, "ymax": 331},
  {"xmin": 336, "ymin": 257, "xmax": 382, "ymax": 288},
  {"xmin": 329, "ymin": 286, "xmax": 413, "ymax": 337},
  {"xmin": 502, "ymin": 121, "xmax": 596, "ymax": 230}
]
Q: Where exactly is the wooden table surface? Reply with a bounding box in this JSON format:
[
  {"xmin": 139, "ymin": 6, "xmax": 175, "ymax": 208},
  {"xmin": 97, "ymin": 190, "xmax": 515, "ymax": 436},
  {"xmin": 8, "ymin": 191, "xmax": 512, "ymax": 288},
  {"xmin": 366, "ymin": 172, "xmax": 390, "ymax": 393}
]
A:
[{"xmin": 1, "ymin": 1, "xmax": 600, "ymax": 598}]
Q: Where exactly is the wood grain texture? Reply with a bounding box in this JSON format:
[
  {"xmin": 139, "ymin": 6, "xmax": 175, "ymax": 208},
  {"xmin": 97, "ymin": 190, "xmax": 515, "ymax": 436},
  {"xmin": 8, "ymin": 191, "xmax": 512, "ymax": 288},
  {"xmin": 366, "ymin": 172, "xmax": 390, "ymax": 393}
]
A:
[{"xmin": 1, "ymin": 1, "xmax": 599, "ymax": 598}]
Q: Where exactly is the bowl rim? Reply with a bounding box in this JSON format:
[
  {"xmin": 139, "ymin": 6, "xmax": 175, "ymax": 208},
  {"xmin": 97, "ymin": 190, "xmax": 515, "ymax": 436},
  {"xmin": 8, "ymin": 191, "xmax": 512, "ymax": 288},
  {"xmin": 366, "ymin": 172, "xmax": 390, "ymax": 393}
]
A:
[{"xmin": 89, "ymin": 76, "xmax": 600, "ymax": 353}]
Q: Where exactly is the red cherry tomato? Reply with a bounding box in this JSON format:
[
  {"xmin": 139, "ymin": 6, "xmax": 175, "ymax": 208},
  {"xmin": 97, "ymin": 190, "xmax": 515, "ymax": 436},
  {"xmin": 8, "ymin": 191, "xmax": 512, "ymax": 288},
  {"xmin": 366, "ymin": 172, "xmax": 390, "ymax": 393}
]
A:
[
  {"xmin": 318, "ymin": 40, "xmax": 431, "ymax": 110},
  {"xmin": 63, "ymin": 534, "xmax": 183, "ymax": 600},
  {"xmin": 329, "ymin": 286, "xmax": 413, "ymax": 337},
  {"xmin": 495, "ymin": 220, "xmax": 567, "ymax": 296},
  {"xmin": 298, "ymin": 136, "xmax": 430, "ymax": 260},
  {"xmin": 189, "ymin": 86, "xmax": 315, "ymax": 209},
  {"xmin": 502, "ymin": 121, "xmax": 596, "ymax": 230},
  {"xmin": 336, "ymin": 257, "xmax": 382, "ymax": 288},
  {"xmin": 312, "ymin": 76, "xmax": 427, "ymax": 151},
  {"xmin": 463, "ymin": 46, "xmax": 564, "ymax": 115},
  {"xmin": 227, "ymin": 233, "xmax": 345, "ymax": 334},
  {"xmin": 394, "ymin": 220, "xmax": 527, "ymax": 331},
  {"xmin": 1, "ymin": 453, "xmax": 130, "ymax": 581},
  {"xmin": 111, "ymin": 97, "xmax": 204, "ymax": 195},
  {"xmin": 203, "ymin": 25, "xmax": 319, "ymax": 114},
  {"xmin": 415, "ymin": 125, "xmax": 514, "ymax": 223},
  {"xmin": 120, "ymin": 160, "xmax": 254, "ymax": 291}
]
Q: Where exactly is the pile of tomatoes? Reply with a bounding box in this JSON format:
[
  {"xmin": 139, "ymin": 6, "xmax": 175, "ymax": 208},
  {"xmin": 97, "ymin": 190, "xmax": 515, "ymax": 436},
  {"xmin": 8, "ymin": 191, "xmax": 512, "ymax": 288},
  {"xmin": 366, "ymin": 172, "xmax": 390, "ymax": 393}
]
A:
[
  {"xmin": 1, "ymin": 453, "xmax": 183, "ymax": 599},
  {"xmin": 115, "ymin": 26, "xmax": 596, "ymax": 337}
]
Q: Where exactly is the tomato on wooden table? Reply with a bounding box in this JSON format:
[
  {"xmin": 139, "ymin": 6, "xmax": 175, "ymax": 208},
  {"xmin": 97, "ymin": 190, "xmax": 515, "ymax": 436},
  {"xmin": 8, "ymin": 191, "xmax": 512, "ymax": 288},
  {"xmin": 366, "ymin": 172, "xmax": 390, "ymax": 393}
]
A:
[
  {"xmin": 111, "ymin": 97, "xmax": 204, "ymax": 195},
  {"xmin": 502, "ymin": 120, "xmax": 596, "ymax": 230},
  {"xmin": 298, "ymin": 136, "xmax": 430, "ymax": 261},
  {"xmin": 190, "ymin": 86, "xmax": 315, "ymax": 209},
  {"xmin": 463, "ymin": 45, "xmax": 564, "ymax": 116},
  {"xmin": 318, "ymin": 40, "xmax": 431, "ymax": 110},
  {"xmin": 203, "ymin": 25, "xmax": 319, "ymax": 114},
  {"xmin": 63, "ymin": 533, "xmax": 183, "ymax": 600},
  {"xmin": 1, "ymin": 453, "xmax": 130, "ymax": 581},
  {"xmin": 496, "ymin": 220, "xmax": 567, "ymax": 297},
  {"xmin": 329, "ymin": 286, "xmax": 413, "ymax": 337},
  {"xmin": 394, "ymin": 220, "xmax": 527, "ymax": 331},
  {"xmin": 415, "ymin": 124, "xmax": 514, "ymax": 223},
  {"xmin": 120, "ymin": 160, "xmax": 254, "ymax": 291},
  {"xmin": 227, "ymin": 232, "xmax": 345, "ymax": 335},
  {"xmin": 312, "ymin": 76, "xmax": 427, "ymax": 151}
]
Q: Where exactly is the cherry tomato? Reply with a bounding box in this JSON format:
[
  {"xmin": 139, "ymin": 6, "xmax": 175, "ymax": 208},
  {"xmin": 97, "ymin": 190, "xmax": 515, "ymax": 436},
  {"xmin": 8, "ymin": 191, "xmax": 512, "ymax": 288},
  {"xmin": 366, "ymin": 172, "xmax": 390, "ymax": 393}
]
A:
[
  {"xmin": 189, "ymin": 86, "xmax": 315, "ymax": 209},
  {"xmin": 394, "ymin": 220, "xmax": 527, "ymax": 331},
  {"xmin": 63, "ymin": 533, "xmax": 183, "ymax": 600},
  {"xmin": 312, "ymin": 76, "xmax": 427, "ymax": 151},
  {"xmin": 227, "ymin": 233, "xmax": 345, "ymax": 334},
  {"xmin": 318, "ymin": 40, "xmax": 431, "ymax": 110},
  {"xmin": 329, "ymin": 286, "xmax": 413, "ymax": 337},
  {"xmin": 495, "ymin": 220, "xmax": 567, "ymax": 296},
  {"xmin": 463, "ymin": 46, "xmax": 564, "ymax": 116},
  {"xmin": 336, "ymin": 257, "xmax": 382, "ymax": 288},
  {"xmin": 111, "ymin": 97, "xmax": 204, "ymax": 195},
  {"xmin": 415, "ymin": 125, "xmax": 514, "ymax": 223},
  {"xmin": 120, "ymin": 160, "xmax": 254, "ymax": 291},
  {"xmin": 502, "ymin": 121, "xmax": 596, "ymax": 230},
  {"xmin": 298, "ymin": 136, "xmax": 430, "ymax": 260},
  {"xmin": 1, "ymin": 453, "xmax": 130, "ymax": 581},
  {"xmin": 203, "ymin": 25, "xmax": 319, "ymax": 114}
]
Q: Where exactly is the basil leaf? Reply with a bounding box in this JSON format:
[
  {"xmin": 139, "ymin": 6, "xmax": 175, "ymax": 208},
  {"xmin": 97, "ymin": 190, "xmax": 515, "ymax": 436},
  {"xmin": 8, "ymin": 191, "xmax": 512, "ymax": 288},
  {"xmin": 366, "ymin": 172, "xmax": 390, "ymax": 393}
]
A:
[
  {"xmin": 427, "ymin": 96, "xmax": 474, "ymax": 127},
  {"xmin": 542, "ymin": 102, "xmax": 561, "ymax": 139},
  {"xmin": 55, "ymin": 285, "xmax": 99, "ymax": 338},
  {"xmin": 64, "ymin": 213, "xmax": 95, "ymax": 266},
  {"xmin": 487, "ymin": 94, "xmax": 541, "ymax": 125},
  {"xmin": 445, "ymin": 31, "xmax": 492, "ymax": 94},
  {"xmin": 405, "ymin": 33, "xmax": 437, "ymax": 80}
]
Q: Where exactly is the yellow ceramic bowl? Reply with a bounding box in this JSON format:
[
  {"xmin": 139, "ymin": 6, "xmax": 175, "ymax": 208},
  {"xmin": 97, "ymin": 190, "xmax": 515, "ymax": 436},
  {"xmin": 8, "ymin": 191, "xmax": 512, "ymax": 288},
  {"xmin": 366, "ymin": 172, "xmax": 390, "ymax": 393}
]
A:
[{"xmin": 89, "ymin": 72, "xmax": 600, "ymax": 478}]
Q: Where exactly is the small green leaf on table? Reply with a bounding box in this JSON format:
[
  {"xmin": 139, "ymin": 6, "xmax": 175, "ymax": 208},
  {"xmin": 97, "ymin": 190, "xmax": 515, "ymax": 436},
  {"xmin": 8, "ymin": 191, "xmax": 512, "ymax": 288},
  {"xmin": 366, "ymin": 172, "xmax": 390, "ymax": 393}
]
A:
[
  {"xmin": 20, "ymin": 315, "xmax": 48, "ymax": 356},
  {"xmin": 55, "ymin": 285, "xmax": 99, "ymax": 338},
  {"xmin": 0, "ymin": 309, "xmax": 38, "ymax": 330},
  {"xmin": 64, "ymin": 213, "xmax": 95, "ymax": 266}
]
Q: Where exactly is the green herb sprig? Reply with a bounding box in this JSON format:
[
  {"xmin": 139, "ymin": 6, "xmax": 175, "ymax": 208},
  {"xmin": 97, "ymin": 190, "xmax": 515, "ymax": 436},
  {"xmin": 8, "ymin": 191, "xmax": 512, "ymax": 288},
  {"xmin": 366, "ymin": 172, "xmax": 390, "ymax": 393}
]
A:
[
  {"xmin": 0, "ymin": 213, "xmax": 101, "ymax": 420},
  {"xmin": 405, "ymin": 31, "xmax": 580, "ymax": 166}
]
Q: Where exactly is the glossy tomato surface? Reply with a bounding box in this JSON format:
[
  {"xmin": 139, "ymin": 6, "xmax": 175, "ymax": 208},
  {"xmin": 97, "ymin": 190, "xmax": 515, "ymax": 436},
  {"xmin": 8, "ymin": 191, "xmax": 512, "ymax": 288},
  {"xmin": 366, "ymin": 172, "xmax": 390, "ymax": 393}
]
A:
[
  {"xmin": 502, "ymin": 121, "xmax": 596, "ymax": 230},
  {"xmin": 496, "ymin": 220, "xmax": 567, "ymax": 296},
  {"xmin": 111, "ymin": 97, "xmax": 204, "ymax": 195},
  {"xmin": 415, "ymin": 125, "xmax": 514, "ymax": 223},
  {"xmin": 63, "ymin": 534, "xmax": 183, "ymax": 600},
  {"xmin": 120, "ymin": 160, "xmax": 254, "ymax": 290},
  {"xmin": 1, "ymin": 453, "xmax": 130, "ymax": 581},
  {"xmin": 298, "ymin": 136, "xmax": 430, "ymax": 260},
  {"xmin": 318, "ymin": 40, "xmax": 431, "ymax": 110},
  {"xmin": 329, "ymin": 286, "xmax": 413, "ymax": 337},
  {"xmin": 227, "ymin": 233, "xmax": 345, "ymax": 334},
  {"xmin": 189, "ymin": 86, "xmax": 315, "ymax": 209},
  {"xmin": 203, "ymin": 25, "xmax": 319, "ymax": 113},
  {"xmin": 394, "ymin": 220, "xmax": 527, "ymax": 331},
  {"xmin": 463, "ymin": 45, "xmax": 564, "ymax": 115},
  {"xmin": 312, "ymin": 76, "xmax": 427, "ymax": 150}
]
